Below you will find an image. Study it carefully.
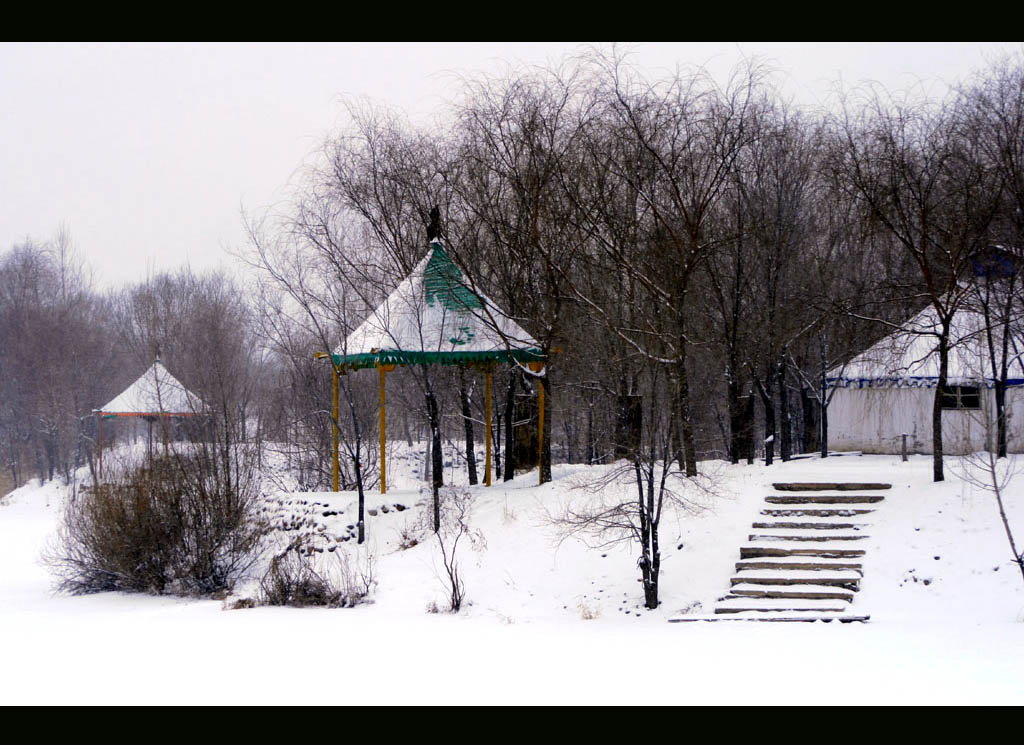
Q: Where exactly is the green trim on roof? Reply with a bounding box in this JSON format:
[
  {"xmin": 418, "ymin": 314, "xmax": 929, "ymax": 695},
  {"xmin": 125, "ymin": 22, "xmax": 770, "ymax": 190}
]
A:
[
  {"xmin": 333, "ymin": 348, "xmax": 544, "ymax": 370},
  {"xmin": 424, "ymin": 242, "xmax": 482, "ymax": 312}
]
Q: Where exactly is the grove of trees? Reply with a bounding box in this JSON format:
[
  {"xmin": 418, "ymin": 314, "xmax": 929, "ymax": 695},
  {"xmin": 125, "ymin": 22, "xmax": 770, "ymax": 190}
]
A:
[{"xmin": 5, "ymin": 49, "xmax": 1024, "ymax": 607}]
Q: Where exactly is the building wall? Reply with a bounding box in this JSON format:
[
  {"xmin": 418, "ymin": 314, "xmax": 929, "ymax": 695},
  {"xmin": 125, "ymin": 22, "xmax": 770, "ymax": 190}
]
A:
[{"xmin": 828, "ymin": 386, "xmax": 1024, "ymax": 454}]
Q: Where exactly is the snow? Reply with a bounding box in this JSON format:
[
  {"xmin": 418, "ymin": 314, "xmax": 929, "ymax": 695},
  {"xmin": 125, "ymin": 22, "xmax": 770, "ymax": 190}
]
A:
[{"xmin": 1, "ymin": 451, "xmax": 1023, "ymax": 704}]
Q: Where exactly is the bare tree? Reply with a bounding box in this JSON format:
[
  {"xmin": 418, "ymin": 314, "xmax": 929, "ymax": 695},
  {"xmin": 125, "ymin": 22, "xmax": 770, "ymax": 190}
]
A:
[{"xmin": 833, "ymin": 86, "xmax": 1002, "ymax": 481}]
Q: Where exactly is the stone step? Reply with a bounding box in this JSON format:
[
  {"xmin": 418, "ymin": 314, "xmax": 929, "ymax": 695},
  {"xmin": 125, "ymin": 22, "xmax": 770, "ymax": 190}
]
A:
[
  {"xmin": 736, "ymin": 558, "xmax": 864, "ymax": 572},
  {"xmin": 761, "ymin": 508, "xmax": 875, "ymax": 518},
  {"xmin": 730, "ymin": 570, "xmax": 861, "ymax": 590},
  {"xmin": 725, "ymin": 584, "xmax": 856, "ymax": 601},
  {"xmin": 670, "ymin": 612, "xmax": 870, "ymax": 623},
  {"xmin": 740, "ymin": 545, "xmax": 866, "ymax": 559},
  {"xmin": 715, "ymin": 599, "xmax": 851, "ymax": 614},
  {"xmin": 765, "ymin": 495, "xmax": 885, "ymax": 505},
  {"xmin": 748, "ymin": 531, "xmax": 869, "ymax": 542},
  {"xmin": 751, "ymin": 521, "xmax": 869, "ymax": 530},
  {"xmin": 772, "ymin": 482, "xmax": 892, "ymax": 491}
]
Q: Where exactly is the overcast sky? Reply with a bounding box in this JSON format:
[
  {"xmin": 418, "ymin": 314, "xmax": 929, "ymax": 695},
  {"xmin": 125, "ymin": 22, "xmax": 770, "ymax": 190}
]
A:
[{"xmin": 2, "ymin": 42, "xmax": 1020, "ymax": 288}]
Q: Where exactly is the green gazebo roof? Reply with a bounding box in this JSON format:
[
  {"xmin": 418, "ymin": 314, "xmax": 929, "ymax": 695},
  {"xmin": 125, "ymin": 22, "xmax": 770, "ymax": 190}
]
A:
[{"xmin": 334, "ymin": 241, "xmax": 542, "ymax": 369}]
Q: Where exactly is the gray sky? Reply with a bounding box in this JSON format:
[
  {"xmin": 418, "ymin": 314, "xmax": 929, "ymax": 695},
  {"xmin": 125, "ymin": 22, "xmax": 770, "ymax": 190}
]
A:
[{"xmin": 2, "ymin": 42, "xmax": 1020, "ymax": 288}]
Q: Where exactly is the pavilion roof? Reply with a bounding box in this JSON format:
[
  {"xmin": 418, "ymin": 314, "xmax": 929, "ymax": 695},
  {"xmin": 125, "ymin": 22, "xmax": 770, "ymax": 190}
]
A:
[
  {"xmin": 334, "ymin": 241, "xmax": 542, "ymax": 368},
  {"xmin": 97, "ymin": 361, "xmax": 202, "ymax": 416}
]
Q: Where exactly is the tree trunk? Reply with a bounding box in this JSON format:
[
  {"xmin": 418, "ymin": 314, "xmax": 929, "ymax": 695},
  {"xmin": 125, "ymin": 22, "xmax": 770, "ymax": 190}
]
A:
[
  {"xmin": 726, "ymin": 369, "xmax": 742, "ymax": 465},
  {"xmin": 933, "ymin": 325, "xmax": 949, "ymax": 482},
  {"xmin": 503, "ymin": 369, "xmax": 517, "ymax": 482},
  {"xmin": 757, "ymin": 377, "xmax": 776, "ymax": 466},
  {"xmin": 995, "ymin": 380, "xmax": 1008, "ymax": 459},
  {"xmin": 820, "ymin": 334, "xmax": 830, "ymax": 459},
  {"xmin": 741, "ymin": 393, "xmax": 755, "ymax": 465},
  {"xmin": 676, "ymin": 346, "xmax": 698, "ymax": 477},
  {"xmin": 459, "ymin": 367, "xmax": 478, "ymax": 485},
  {"xmin": 586, "ymin": 404, "xmax": 595, "ymax": 465},
  {"xmin": 540, "ymin": 374, "xmax": 552, "ymax": 484},
  {"xmin": 801, "ymin": 386, "xmax": 819, "ymax": 455},
  {"xmin": 778, "ymin": 356, "xmax": 792, "ymax": 462},
  {"xmin": 425, "ymin": 382, "xmax": 443, "ymax": 532}
]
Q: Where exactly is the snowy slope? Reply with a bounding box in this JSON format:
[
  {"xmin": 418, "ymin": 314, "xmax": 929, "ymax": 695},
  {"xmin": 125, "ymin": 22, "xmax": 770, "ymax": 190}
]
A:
[{"xmin": 1, "ymin": 450, "xmax": 1022, "ymax": 704}]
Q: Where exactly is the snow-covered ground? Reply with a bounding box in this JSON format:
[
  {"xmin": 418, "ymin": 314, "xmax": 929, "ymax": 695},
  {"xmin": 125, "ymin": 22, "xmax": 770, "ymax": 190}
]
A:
[{"xmin": 1, "ymin": 447, "xmax": 1022, "ymax": 705}]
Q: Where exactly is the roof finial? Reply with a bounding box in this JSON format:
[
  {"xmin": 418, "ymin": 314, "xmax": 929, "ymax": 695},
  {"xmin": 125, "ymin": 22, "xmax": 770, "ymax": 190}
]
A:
[{"xmin": 426, "ymin": 205, "xmax": 442, "ymax": 243}]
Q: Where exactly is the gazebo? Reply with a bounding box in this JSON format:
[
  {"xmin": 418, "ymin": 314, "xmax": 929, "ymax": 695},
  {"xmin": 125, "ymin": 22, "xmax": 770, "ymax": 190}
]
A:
[
  {"xmin": 323, "ymin": 239, "xmax": 544, "ymax": 493},
  {"xmin": 94, "ymin": 358, "xmax": 203, "ymax": 478}
]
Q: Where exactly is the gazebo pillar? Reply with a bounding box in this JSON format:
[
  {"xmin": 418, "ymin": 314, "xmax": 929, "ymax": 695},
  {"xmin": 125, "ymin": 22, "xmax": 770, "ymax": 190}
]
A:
[{"xmin": 378, "ymin": 363, "xmax": 394, "ymax": 494}]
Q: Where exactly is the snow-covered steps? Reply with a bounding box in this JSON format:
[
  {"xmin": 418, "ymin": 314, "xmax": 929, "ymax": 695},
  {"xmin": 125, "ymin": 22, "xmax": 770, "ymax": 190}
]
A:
[
  {"xmin": 680, "ymin": 480, "xmax": 888, "ymax": 624},
  {"xmin": 740, "ymin": 544, "xmax": 867, "ymax": 559},
  {"xmin": 735, "ymin": 557, "xmax": 864, "ymax": 572},
  {"xmin": 748, "ymin": 531, "xmax": 869, "ymax": 542},
  {"xmin": 761, "ymin": 508, "xmax": 876, "ymax": 518},
  {"xmin": 751, "ymin": 520, "xmax": 870, "ymax": 530},
  {"xmin": 725, "ymin": 583, "xmax": 856, "ymax": 601},
  {"xmin": 772, "ymin": 482, "xmax": 892, "ymax": 491},
  {"xmin": 764, "ymin": 495, "xmax": 885, "ymax": 505},
  {"xmin": 730, "ymin": 570, "xmax": 862, "ymax": 590},
  {"xmin": 670, "ymin": 612, "xmax": 870, "ymax": 623},
  {"xmin": 715, "ymin": 597, "xmax": 852, "ymax": 614}
]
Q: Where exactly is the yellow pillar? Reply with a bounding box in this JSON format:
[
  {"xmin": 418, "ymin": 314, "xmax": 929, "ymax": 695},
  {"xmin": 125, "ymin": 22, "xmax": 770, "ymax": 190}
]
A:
[
  {"xmin": 484, "ymin": 369, "xmax": 493, "ymax": 487},
  {"xmin": 332, "ymin": 365, "xmax": 340, "ymax": 492},
  {"xmin": 379, "ymin": 364, "xmax": 387, "ymax": 495}
]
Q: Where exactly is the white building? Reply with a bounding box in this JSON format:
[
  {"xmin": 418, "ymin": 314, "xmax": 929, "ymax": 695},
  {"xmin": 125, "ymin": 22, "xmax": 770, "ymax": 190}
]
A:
[{"xmin": 827, "ymin": 303, "xmax": 1024, "ymax": 454}]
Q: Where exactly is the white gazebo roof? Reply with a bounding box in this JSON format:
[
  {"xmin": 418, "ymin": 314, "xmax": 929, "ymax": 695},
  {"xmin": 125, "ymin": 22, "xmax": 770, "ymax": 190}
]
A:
[
  {"xmin": 97, "ymin": 361, "xmax": 202, "ymax": 416},
  {"xmin": 334, "ymin": 241, "xmax": 542, "ymax": 368}
]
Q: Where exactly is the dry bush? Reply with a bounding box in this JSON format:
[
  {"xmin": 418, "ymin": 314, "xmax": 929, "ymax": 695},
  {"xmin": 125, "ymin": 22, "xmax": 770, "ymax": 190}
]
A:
[
  {"xmin": 433, "ymin": 486, "xmax": 485, "ymax": 613},
  {"xmin": 47, "ymin": 444, "xmax": 267, "ymax": 596},
  {"xmin": 259, "ymin": 538, "xmax": 375, "ymax": 608}
]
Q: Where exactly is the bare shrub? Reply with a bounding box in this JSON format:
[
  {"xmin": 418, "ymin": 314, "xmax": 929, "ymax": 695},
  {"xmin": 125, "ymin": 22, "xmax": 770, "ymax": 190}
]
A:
[
  {"xmin": 397, "ymin": 522, "xmax": 423, "ymax": 551},
  {"xmin": 259, "ymin": 538, "xmax": 375, "ymax": 608},
  {"xmin": 577, "ymin": 599, "xmax": 600, "ymax": 620},
  {"xmin": 433, "ymin": 487, "xmax": 485, "ymax": 613},
  {"xmin": 47, "ymin": 444, "xmax": 267, "ymax": 596}
]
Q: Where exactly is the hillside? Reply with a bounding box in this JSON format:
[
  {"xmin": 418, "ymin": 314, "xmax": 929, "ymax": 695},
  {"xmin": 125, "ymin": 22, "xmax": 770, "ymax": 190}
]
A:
[{"xmin": 1, "ymin": 449, "xmax": 1022, "ymax": 704}]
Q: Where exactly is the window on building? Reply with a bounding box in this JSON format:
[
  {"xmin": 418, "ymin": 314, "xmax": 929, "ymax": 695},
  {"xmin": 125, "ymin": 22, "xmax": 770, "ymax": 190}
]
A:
[{"xmin": 940, "ymin": 385, "xmax": 981, "ymax": 410}]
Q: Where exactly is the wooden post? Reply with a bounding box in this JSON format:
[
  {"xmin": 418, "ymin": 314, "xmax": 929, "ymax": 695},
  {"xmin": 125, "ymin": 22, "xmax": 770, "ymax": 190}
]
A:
[
  {"xmin": 332, "ymin": 365, "xmax": 340, "ymax": 492},
  {"xmin": 485, "ymin": 368, "xmax": 493, "ymax": 487},
  {"xmin": 96, "ymin": 412, "xmax": 103, "ymax": 482},
  {"xmin": 379, "ymin": 364, "xmax": 387, "ymax": 495}
]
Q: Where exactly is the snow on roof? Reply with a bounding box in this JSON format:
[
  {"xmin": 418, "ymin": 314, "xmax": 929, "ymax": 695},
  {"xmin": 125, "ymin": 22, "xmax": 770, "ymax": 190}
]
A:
[
  {"xmin": 829, "ymin": 303, "xmax": 1024, "ymax": 388},
  {"xmin": 334, "ymin": 241, "xmax": 542, "ymax": 367},
  {"xmin": 98, "ymin": 361, "xmax": 202, "ymax": 415}
]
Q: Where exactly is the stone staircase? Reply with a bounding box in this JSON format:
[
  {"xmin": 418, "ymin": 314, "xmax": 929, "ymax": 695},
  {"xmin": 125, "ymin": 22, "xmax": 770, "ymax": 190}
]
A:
[{"xmin": 671, "ymin": 482, "xmax": 889, "ymax": 624}]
